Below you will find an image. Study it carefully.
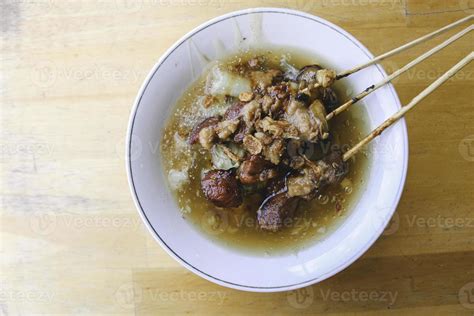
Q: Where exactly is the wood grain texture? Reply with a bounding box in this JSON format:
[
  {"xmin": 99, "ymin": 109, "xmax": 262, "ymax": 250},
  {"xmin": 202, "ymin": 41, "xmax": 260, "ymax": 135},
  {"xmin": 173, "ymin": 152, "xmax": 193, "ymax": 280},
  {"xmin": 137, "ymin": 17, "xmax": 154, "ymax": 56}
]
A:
[{"xmin": 1, "ymin": 0, "xmax": 473, "ymax": 315}]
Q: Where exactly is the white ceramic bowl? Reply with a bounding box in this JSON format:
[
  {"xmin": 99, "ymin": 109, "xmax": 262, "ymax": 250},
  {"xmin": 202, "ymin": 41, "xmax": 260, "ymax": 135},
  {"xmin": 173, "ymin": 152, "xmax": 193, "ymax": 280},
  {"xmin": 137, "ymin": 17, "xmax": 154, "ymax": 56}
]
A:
[{"xmin": 126, "ymin": 8, "xmax": 408, "ymax": 292}]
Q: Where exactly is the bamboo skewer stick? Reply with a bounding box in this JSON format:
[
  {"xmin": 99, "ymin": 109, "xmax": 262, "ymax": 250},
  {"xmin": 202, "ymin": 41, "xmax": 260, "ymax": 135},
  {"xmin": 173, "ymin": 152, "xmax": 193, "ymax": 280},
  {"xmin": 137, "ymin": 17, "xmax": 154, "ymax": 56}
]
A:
[
  {"xmin": 336, "ymin": 15, "xmax": 474, "ymax": 79},
  {"xmin": 342, "ymin": 52, "xmax": 474, "ymax": 162},
  {"xmin": 325, "ymin": 25, "xmax": 473, "ymax": 121}
]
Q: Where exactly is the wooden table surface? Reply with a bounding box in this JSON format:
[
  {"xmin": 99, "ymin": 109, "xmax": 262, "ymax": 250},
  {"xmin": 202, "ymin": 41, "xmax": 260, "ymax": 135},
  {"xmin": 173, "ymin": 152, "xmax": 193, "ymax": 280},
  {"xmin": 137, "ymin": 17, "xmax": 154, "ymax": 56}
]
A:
[{"xmin": 1, "ymin": 0, "xmax": 473, "ymax": 315}]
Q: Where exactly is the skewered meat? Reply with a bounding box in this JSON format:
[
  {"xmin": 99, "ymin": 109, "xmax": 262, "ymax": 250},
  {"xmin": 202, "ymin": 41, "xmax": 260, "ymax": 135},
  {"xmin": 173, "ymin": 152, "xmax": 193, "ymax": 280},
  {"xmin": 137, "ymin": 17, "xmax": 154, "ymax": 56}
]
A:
[
  {"xmin": 256, "ymin": 116, "xmax": 299, "ymax": 139},
  {"xmin": 250, "ymin": 69, "xmax": 282, "ymax": 90},
  {"xmin": 257, "ymin": 192, "xmax": 299, "ymax": 232},
  {"xmin": 295, "ymin": 92, "xmax": 311, "ymax": 106},
  {"xmin": 296, "ymin": 64, "xmax": 322, "ymax": 82},
  {"xmin": 257, "ymin": 150, "xmax": 348, "ymax": 231},
  {"xmin": 201, "ymin": 169, "xmax": 243, "ymax": 208},
  {"xmin": 287, "ymin": 166, "xmax": 319, "ymax": 199},
  {"xmin": 285, "ymin": 100, "xmax": 320, "ymax": 142},
  {"xmin": 287, "ymin": 151, "xmax": 348, "ymax": 199},
  {"xmin": 296, "ymin": 65, "xmax": 336, "ymax": 88},
  {"xmin": 320, "ymin": 87, "xmax": 339, "ymax": 112},
  {"xmin": 189, "ymin": 58, "xmax": 344, "ymax": 231},
  {"xmin": 316, "ymin": 69, "xmax": 337, "ymax": 88},
  {"xmin": 223, "ymin": 101, "xmax": 245, "ymax": 120},
  {"xmin": 316, "ymin": 150, "xmax": 348, "ymax": 185},
  {"xmin": 238, "ymin": 155, "xmax": 278, "ymax": 185},
  {"xmin": 308, "ymin": 100, "xmax": 329, "ymax": 140},
  {"xmin": 267, "ymin": 83, "xmax": 289, "ymax": 99}
]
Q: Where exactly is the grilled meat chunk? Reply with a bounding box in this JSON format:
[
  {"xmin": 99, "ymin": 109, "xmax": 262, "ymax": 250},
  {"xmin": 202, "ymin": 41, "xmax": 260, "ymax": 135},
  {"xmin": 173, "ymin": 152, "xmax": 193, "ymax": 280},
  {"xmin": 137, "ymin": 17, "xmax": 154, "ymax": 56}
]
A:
[
  {"xmin": 287, "ymin": 166, "xmax": 320, "ymax": 199},
  {"xmin": 250, "ymin": 69, "xmax": 282, "ymax": 90},
  {"xmin": 201, "ymin": 169, "xmax": 243, "ymax": 208},
  {"xmin": 296, "ymin": 64, "xmax": 323, "ymax": 82},
  {"xmin": 257, "ymin": 151, "xmax": 347, "ymax": 231},
  {"xmin": 238, "ymin": 155, "xmax": 278, "ymax": 185},
  {"xmin": 286, "ymin": 151, "xmax": 348, "ymax": 200},
  {"xmin": 296, "ymin": 65, "xmax": 336, "ymax": 88},
  {"xmin": 188, "ymin": 116, "xmax": 220, "ymax": 145},
  {"xmin": 316, "ymin": 69, "xmax": 336, "ymax": 88},
  {"xmin": 223, "ymin": 101, "xmax": 245, "ymax": 120},
  {"xmin": 257, "ymin": 192, "xmax": 299, "ymax": 232},
  {"xmin": 317, "ymin": 150, "xmax": 348, "ymax": 185}
]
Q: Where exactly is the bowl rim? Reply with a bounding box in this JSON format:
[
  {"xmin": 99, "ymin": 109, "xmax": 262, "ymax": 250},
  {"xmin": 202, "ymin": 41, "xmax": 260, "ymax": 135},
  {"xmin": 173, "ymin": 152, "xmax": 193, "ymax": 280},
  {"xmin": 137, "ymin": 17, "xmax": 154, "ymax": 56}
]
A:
[{"xmin": 126, "ymin": 7, "xmax": 409, "ymax": 292}]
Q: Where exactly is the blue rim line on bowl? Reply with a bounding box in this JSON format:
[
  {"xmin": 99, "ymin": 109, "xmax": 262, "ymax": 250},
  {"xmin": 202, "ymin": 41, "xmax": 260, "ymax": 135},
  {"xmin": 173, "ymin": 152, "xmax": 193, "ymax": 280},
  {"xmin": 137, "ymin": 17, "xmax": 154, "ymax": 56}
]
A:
[{"xmin": 126, "ymin": 7, "xmax": 409, "ymax": 292}]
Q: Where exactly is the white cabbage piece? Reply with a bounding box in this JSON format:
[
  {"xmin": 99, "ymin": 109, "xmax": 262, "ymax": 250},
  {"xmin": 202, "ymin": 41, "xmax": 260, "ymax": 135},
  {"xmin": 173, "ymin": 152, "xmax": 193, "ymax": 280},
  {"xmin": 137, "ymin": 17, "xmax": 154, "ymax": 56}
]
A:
[
  {"xmin": 205, "ymin": 65, "xmax": 252, "ymax": 97},
  {"xmin": 173, "ymin": 132, "xmax": 189, "ymax": 151},
  {"xmin": 168, "ymin": 169, "xmax": 189, "ymax": 190},
  {"xmin": 198, "ymin": 96, "xmax": 229, "ymax": 117},
  {"xmin": 210, "ymin": 144, "xmax": 239, "ymax": 170},
  {"xmin": 227, "ymin": 143, "xmax": 246, "ymax": 159},
  {"xmin": 280, "ymin": 56, "xmax": 299, "ymax": 81}
]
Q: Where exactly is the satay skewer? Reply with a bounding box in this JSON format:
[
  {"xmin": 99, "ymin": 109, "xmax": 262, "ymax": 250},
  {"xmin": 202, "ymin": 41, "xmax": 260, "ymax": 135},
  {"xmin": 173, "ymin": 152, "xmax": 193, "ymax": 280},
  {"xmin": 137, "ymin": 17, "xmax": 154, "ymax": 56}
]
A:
[
  {"xmin": 342, "ymin": 52, "xmax": 473, "ymax": 162},
  {"xmin": 258, "ymin": 52, "xmax": 472, "ymax": 231},
  {"xmin": 325, "ymin": 25, "xmax": 473, "ymax": 121},
  {"xmin": 336, "ymin": 15, "xmax": 474, "ymax": 79}
]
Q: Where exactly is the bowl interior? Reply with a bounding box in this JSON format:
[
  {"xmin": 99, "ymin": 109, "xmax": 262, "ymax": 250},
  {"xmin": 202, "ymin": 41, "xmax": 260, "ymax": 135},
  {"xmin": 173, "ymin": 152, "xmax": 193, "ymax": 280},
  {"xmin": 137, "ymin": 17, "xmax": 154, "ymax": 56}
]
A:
[{"xmin": 127, "ymin": 8, "xmax": 407, "ymax": 291}]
